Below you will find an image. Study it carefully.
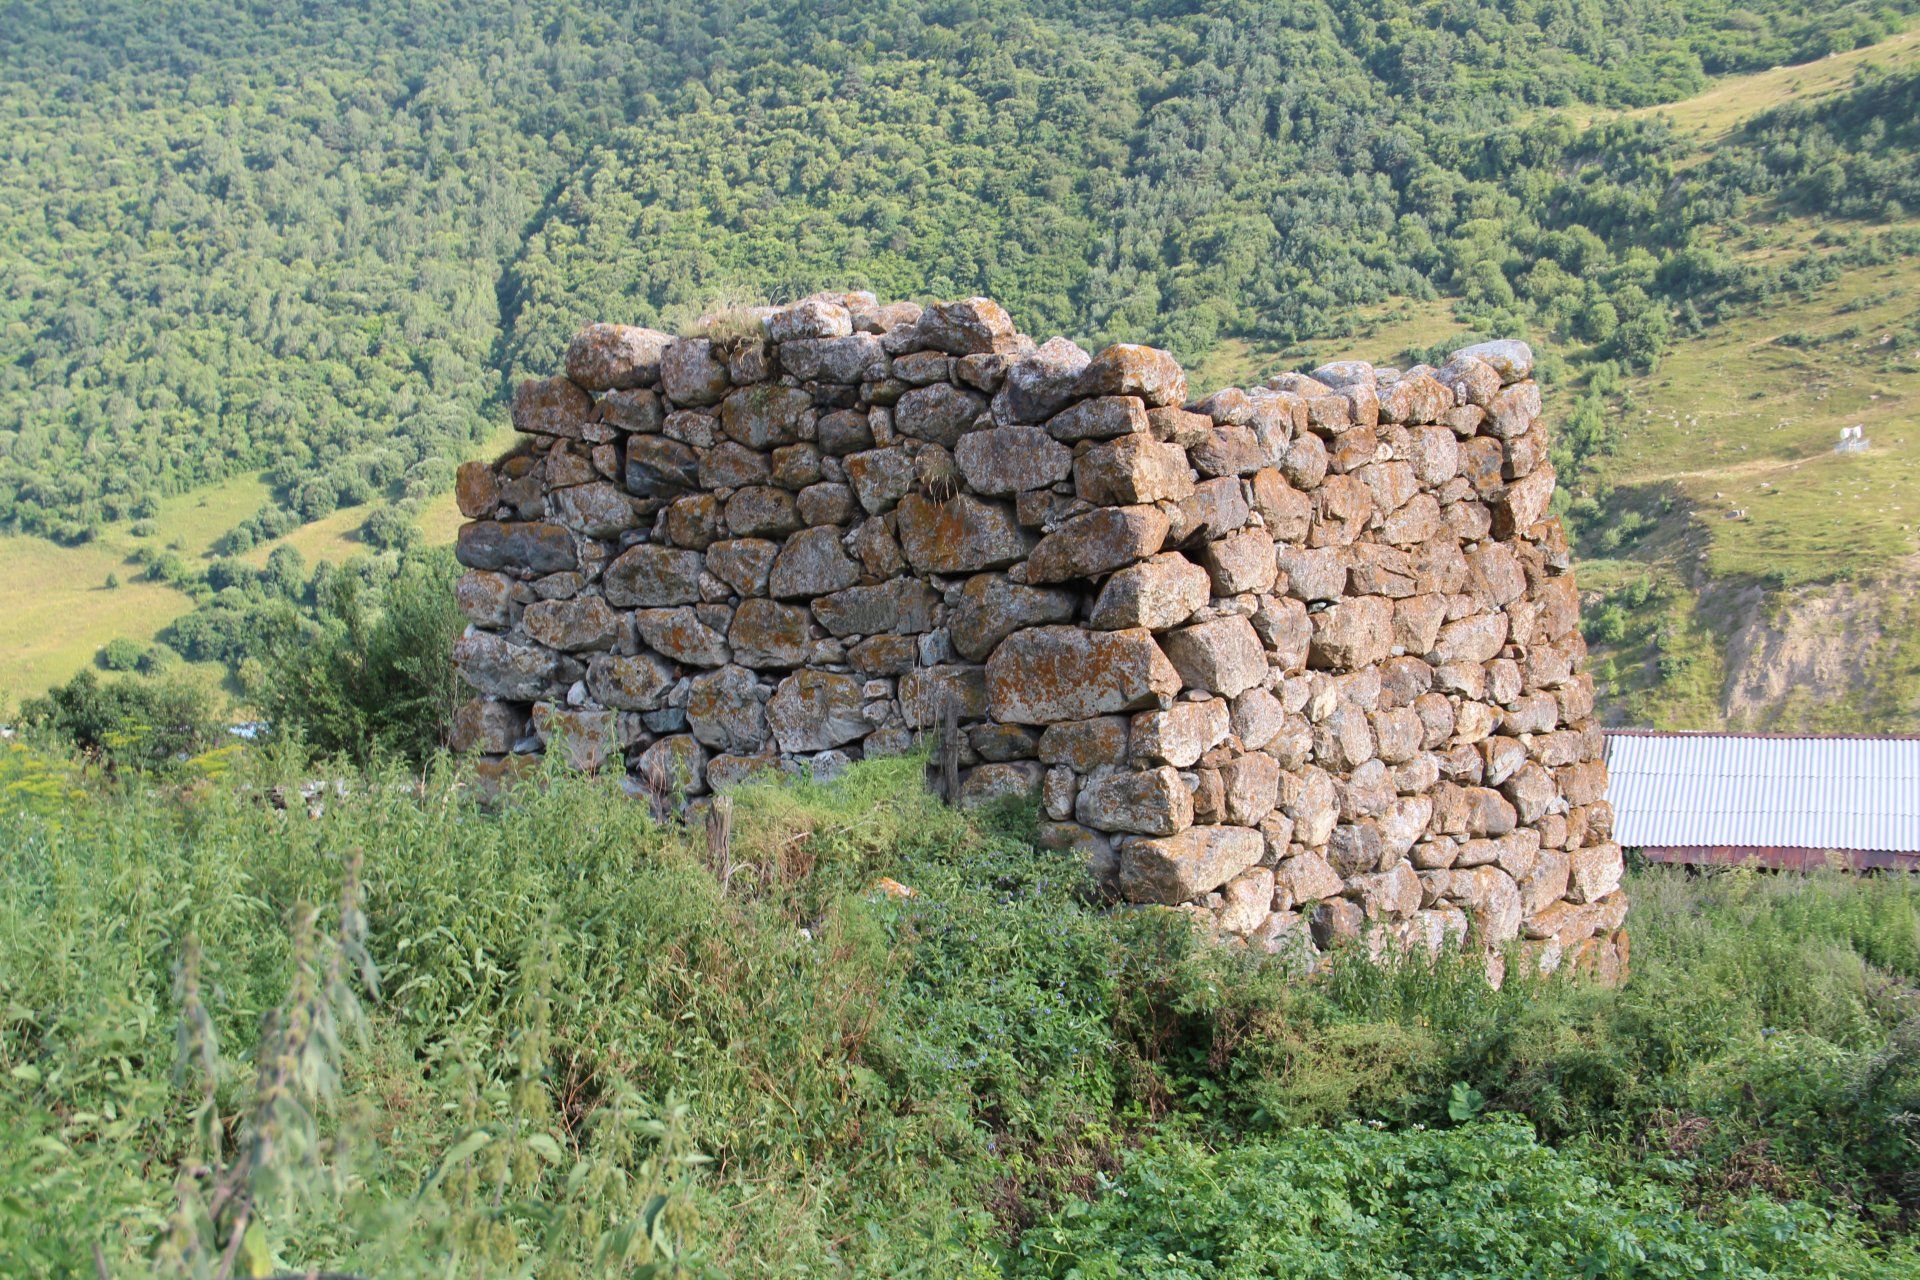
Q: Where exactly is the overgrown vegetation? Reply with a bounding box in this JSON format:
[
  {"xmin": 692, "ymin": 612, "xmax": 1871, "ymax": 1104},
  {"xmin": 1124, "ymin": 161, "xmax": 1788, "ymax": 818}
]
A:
[{"xmin": 2, "ymin": 752, "xmax": 1915, "ymax": 1276}]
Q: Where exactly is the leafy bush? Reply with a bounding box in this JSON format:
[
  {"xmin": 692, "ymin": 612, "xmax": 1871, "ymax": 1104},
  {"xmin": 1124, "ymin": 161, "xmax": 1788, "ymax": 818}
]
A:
[
  {"xmin": 249, "ymin": 548, "xmax": 465, "ymax": 764},
  {"xmin": 1013, "ymin": 1121, "xmax": 1917, "ymax": 1279},
  {"xmin": 13, "ymin": 668, "xmax": 223, "ymax": 771}
]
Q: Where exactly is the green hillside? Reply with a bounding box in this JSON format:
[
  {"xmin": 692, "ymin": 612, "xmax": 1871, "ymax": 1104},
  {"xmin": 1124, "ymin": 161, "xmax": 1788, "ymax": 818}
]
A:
[{"xmin": 3, "ymin": 1, "xmax": 1920, "ymax": 725}]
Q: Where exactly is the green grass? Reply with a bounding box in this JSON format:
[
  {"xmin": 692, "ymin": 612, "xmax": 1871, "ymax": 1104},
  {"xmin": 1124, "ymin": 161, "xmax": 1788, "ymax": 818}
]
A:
[
  {"xmin": 0, "ymin": 424, "xmax": 516, "ymax": 708},
  {"xmin": 2, "ymin": 751, "xmax": 1917, "ymax": 1276},
  {"xmin": 0, "ymin": 474, "xmax": 267, "ymax": 702}
]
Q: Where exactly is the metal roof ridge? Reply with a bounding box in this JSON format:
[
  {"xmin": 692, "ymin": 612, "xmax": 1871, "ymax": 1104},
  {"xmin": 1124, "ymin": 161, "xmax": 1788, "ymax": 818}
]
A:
[{"xmin": 1603, "ymin": 728, "xmax": 1920, "ymax": 742}]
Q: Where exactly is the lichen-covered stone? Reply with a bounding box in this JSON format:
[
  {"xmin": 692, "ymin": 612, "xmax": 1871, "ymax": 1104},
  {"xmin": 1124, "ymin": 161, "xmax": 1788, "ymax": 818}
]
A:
[
  {"xmin": 949, "ymin": 574, "xmax": 1078, "ymax": 660},
  {"xmin": 954, "ymin": 424, "xmax": 1073, "ymax": 494},
  {"xmin": 566, "ymin": 324, "xmax": 673, "ymax": 390},
  {"xmin": 660, "ymin": 338, "xmax": 730, "ymax": 406},
  {"xmin": 1026, "ymin": 506, "xmax": 1169, "ymax": 583},
  {"xmin": 585, "ymin": 652, "xmax": 676, "ymax": 710},
  {"xmin": 523, "ymin": 595, "xmax": 619, "ymax": 652},
  {"xmin": 1162, "ymin": 617, "xmax": 1267, "ymax": 698},
  {"xmin": 687, "ymin": 665, "xmax": 769, "ymax": 752},
  {"xmin": 454, "ymin": 630, "xmax": 561, "ymax": 701},
  {"xmin": 604, "ymin": 545, "xmax": 704, "ymax": 607},
  {"xmin": 813, "ymin": 578, "xmax": 941, "ymax": 637},
  {"xmin": 512, "ymin": 376, "xmax": 593, "ymax": 439},
  {"xmin": 766, "ymin": 670, "xmax": 868, "ymax": 752},
  {"xmin": 1118, "ymin": 825, "xmax": 1262, "ymax": 905},
  {"xmin": 1074, "ymin": 435, "xmax": 1194, "ymax": 505},
  {"xmin": 895, "ymin": 493, "xmax": 1034, "ymax": 574},
  {"xmin": 728, "ymin": 598, "xmax": 813, "ymax": 669},
  {"xmin": 895, "ymin": 383, "xmax": 987, "ymax": 448},
  {"xmin": 1076, "ymin": 765, "xmax": 1193, "ymax": 835},
  {"xmin": 1088, "ymin": 552, "xmax": 1210, "ymax": 631},
  {"xmin": 1075, "ymin": 344, "xmax": 1187, "ymax": 408},
  {"xmin": 986, "ymin": 626, "xmax": 1180, "ymax": 723},
  {"xmin": 768, "ymin": 526, "xmax": 861, "ymax": 599},
  {"xmin": 456, "ymin": 520, "xmax": 577, "ymax": 575}
]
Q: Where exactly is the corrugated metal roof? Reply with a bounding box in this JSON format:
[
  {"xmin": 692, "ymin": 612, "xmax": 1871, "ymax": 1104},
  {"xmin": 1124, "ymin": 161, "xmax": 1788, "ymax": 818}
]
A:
[{"xmin": 1603, "ymin": 732, "xmax": 1920, "ymax": 853}]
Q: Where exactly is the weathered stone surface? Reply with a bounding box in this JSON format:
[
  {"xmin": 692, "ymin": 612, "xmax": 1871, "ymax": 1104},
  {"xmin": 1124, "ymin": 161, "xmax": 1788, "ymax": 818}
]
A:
[
  {"xmin": 995, "ymin": 336, "xmax": 1091, "ymax": 422},
  {"xmin": 915, "ymin": 297, "xmax": 1016, "ymax": 354},
  {"xmin": 1089, "ymin": 552, "xmax": 1210, "ymax": 631},
  {"xmin": 766, "ymin": 670, "xmax": 868, "ymax": 752},
  {"xmin": 512, "ymin": 376, "xmax": 592, "ymax": 439},
  {"xmin": 632, "ymin": 606, "xmax": 729, "ymax": 667},
  {"xmin": 456, "ymin": 520, "xmax": 578, "ymax": 576},
  {"xmin": 949, "ymin": 574, "xmax": 1078, "ymax": 660},
  {"xmin": 960, "ymin": 761, "xmax": 1046, "ymax": 810},
  {"xmin": 767, "ymin": 298, "xmax": 851, "ymax": 342},
  {"xmin": 1309, "ymin": 596, "xmax": 1395, "ymax": 670},
  {"xmin": 1167, "ymin": 476, "xmax": 1251, "ymax": 543},
  {"xmin": 1076, "ymin": 344, "xmax": 1187, "ymax": 408},
  {"xmin": 523, "ymin": 595, "xmax": 619, "ymax": 652},
  {"xmin": 765, "ymin": 526, "xmax": 860, "ymax": 599},
  {"xmin": 454, "ymin": 630, "xmax": 560, "ymax": 701},
  {"xmin": 627, "ymin": 434, "xmax": 703, "ymax": 497},
  {"xmin": 660, "ymin": 338, "xmax": 729, "ymax": 406},
  {"xmin": 1201, "ymin": 528, "xmax": 1278, "ymax": 596},
  {"xmin": 720, "ymin": 384, "xmax": 812, "ymax": 450},
  {"xmin": 954, "ymin": 424, "xmax": 1072, "ymax": 494},
  {"xmin": 1037, "ymin": 716, "xmax": 1131, "ymax": 770},
  {"xmin": 1074, "ymin": 435, "xmax": 1194, "ymax": 505},
  {"xmin": 1567, "ymin": 843, "xmax": 1624, "ymax": 904},
  {"xmin": 1277, "ymin": 849, "xmax": 1345, "ymax": 903},
  {"xmin": 725, "ymin": 485, "xmax": 803, "ymax": 539},
  {"xmin": 1453, "ymin": 339, "xmax": 1534, "ymax": 384},
  {"xmin": 451, "ymin": 698, "xmax": 527, "ymax": 754},
  {"xmin": 1130, "ymin": 698, "xmax": 1231, "ymax": 768},
  {"xmin": 604, "ymin": 545, "xmax": 704, "ymax": 607},
  {"xmin": 1118, "ymin": 825, "xmax": 1262, "ymax": 904},
  {"xmin": 707, "ymin": 538, "xmax": 778, "ymax": 597},
  {"xmin": 844, "ymin": 448, "xmax": 916, "ymax": 515},
  {"xmin": 585, "ymin": 652, "xmax": 676, "ymax": 710},
  {"xmin": 895, "ymin": 383, "xmax": 987, "ymax": 448},
  {"xmin": 813, "ymin": 578, "xmax": 940, "ymax": 637},
  {"xmin": 1162, "ymin": 617, "xmax": 1267, "ymax": 698},
  {"xmin": 1046, "ymin": 395, "xmax": 1149, "ymax": 442},
  {"xmin": 551, "ymin": 481, "xmax": 637, "ymax": 539},
  {"xmin": 1221, "ymin": 751, "xmax": 1282, "ymax": 826},
  {"xmin": 727, "ymin": 598, "xmax": 813, "ymax": 669},
  {"xmin": 639, "ymin": 734, "xmax": 710, "ymax": 795},
  {"xmin": 566, "ymin": 324, "xmax": 673, "ymax": 390},
  {"xmin": 1076, "ymin": 765, "xmax": 1193, "ymax": 835},
  {"xmin": 900, "ymin": 664, "xmax": 989, "ymax": 727},
  {"xmin": 1217, "ymin": 866, "xmax": 1277, "ymax": 935},
  {"xmin": 1026, "ymin": 506, "xmax": 1169, "ymax": 583},
  {"xmin": 456, "ymin": 461, "xmax": 500, "ymax": 518},
  {"xmin": 456, "ymin": 570, "xmax": 517, "ymax": 629},
  {"xmin": 686, "ymin": 665, "xmax": 770, "ymax": 752},
  {"xmin": 987, "ymin": 626, "xmax": 1180, "ymax": 723},
  {"xmin": 895, "ymin": 493, "xmax": 1034, "ymax": 574},
  {"xmin": 779, "ymin": 334, "xmax": 885, "ymax": 383},
  {"xmin": 1189, "ymin": 424, "xmax": 1265, "ymax": 478}
]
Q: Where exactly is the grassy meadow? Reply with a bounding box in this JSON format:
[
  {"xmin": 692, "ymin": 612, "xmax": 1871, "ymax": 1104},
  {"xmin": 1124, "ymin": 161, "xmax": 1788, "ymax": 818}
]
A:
[{"xmin": 1, "ymin": 749, "xmax": 1916, "ymax": 1277}]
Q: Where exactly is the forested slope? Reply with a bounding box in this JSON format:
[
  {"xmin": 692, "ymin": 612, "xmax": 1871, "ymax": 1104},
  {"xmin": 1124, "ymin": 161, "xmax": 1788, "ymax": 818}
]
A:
[{"xmin": 2, "ymin": 0, "xmax": 1918, "ymax": 722}]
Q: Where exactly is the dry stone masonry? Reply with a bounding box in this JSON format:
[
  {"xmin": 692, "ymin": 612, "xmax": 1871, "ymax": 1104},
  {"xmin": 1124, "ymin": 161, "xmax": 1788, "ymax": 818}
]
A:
[{"xmin": 452, "ymin": 292, "xmax": 1625, "ymax": 981}]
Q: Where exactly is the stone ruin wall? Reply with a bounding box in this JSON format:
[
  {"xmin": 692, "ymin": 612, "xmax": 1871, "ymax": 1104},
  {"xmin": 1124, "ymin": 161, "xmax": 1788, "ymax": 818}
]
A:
[{"xmin": 450, "ymin": 292, "xmax": 1626, "ymax": 981}]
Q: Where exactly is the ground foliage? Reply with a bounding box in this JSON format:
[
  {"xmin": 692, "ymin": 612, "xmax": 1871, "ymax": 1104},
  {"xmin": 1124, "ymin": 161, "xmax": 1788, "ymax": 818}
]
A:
[{"xmin": 1, "ymin": 752, "xmax": 1916, "ymax": 1276}]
